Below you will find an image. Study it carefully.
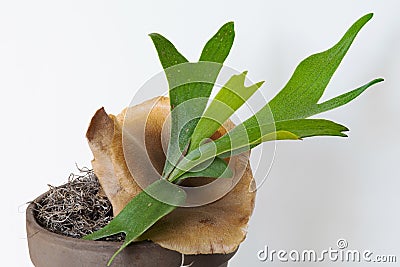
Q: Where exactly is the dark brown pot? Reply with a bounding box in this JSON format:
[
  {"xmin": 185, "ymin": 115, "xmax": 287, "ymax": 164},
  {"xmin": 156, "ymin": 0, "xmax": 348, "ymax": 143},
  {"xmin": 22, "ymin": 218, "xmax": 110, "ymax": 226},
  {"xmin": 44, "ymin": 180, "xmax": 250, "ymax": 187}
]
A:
[{"xmin": 26, "ymin": 192, "xmax": 237, "ymax": 267}]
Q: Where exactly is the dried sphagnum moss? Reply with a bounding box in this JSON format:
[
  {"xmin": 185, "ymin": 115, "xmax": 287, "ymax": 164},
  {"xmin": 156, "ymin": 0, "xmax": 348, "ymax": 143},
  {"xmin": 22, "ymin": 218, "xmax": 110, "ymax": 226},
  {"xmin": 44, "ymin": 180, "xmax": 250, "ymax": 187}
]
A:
[{"xmin": 34, "ymin": 167, "xmax": 124, "ymax": 241}]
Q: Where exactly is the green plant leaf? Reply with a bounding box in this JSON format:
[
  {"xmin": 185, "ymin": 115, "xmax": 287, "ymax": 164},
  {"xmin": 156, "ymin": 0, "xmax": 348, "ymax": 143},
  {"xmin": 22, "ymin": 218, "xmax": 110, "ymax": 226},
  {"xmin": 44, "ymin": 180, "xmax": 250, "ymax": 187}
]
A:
[
  {"xmin": 151, "ymin": 22, "xmax": 235, "ymax": 178},
  {"xmin": 219, "ymin": 119, "xmax": 348, "ymax": 158},
  {"xmin": 168, "ymin": 127, "xmax": 296, "ymax": 181},
  {"xmin": 83, "ymin": 180, "xmax": 186, "ymax": 266},
  {"xmin": 183, "ymin": 119, "xmax": 347, "ymax": 180},
  {"xmin": 218, "ymin": 130, "xmax": 300, "ymax": 159},
  {"xmin": 267, "ymin": 13, "xmax": 376, "ymax": 121},
  {"xmin": 169, "ymin": 118, "xmax": 350, "ymax": 181},
  {"xmin": 275, "ymin": 119, "xmax": 348, "ymax": 137},
  {"xmin": 177, "ymin": 157, "xmax": 232, "ymax": 180},
  {"xmin": 189, "ymin": 71, "xmax": 264, "ymax": 151}
]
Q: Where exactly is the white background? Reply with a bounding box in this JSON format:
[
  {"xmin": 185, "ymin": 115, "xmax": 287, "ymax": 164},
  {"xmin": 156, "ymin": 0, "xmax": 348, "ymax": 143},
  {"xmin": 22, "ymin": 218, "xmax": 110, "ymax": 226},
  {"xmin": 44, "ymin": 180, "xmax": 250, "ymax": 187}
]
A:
[{"xmin": 1, "ymin": 1, "xmax": 399, "ymax": 266}]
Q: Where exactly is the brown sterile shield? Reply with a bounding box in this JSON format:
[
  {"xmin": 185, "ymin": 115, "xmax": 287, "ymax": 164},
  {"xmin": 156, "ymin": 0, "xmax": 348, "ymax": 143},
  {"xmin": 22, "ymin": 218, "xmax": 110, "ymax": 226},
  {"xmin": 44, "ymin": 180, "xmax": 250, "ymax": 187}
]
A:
[{"xmin": 86, "ymin": 96, "xmax": 256, "ymax": 254}]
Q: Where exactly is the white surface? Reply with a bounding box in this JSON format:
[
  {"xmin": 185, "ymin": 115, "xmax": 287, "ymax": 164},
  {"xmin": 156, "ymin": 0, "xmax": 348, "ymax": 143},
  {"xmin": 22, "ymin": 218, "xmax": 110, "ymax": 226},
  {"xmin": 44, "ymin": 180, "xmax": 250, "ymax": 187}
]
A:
[{"xmin": 1, "ymin": 1, "xmax": 399, "ymax": 266}]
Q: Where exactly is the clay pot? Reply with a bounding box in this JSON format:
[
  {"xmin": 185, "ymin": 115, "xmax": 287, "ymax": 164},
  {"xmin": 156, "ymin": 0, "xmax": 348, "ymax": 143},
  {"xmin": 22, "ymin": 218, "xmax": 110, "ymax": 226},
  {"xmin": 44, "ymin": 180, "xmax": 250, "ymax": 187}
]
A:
[{"xmin": 26, "ymin": 192, "xmax": 237, "ymax": 267}]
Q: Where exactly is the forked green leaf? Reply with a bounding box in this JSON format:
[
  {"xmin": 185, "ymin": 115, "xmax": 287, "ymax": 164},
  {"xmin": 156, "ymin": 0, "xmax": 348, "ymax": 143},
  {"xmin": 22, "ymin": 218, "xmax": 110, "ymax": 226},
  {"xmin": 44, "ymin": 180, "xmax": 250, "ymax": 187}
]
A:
[
  {"xmin": 267, "ymin": 13, "xmax": 376, "ymax": 121},
  {"xmin": 181, "ymin": 14, "xmax": 383, "ymax": 180},
  {"xmin": 83, "ymin": 180, "xmax": 186, "ymax": 266},
  {"xmin": 189, "ymin": 71, "xmax": 264, "ymax": 151},
  {"xmin": 150, "ymin": 22, "xmax": 235, "ymax": 178}
]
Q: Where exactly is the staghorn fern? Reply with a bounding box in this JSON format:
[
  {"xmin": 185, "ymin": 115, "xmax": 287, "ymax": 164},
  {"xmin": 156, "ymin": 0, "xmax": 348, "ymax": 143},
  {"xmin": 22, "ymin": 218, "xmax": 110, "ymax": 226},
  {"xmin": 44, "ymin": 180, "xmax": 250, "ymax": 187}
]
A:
[{"xmin": 84, "ymin": 13, "xmax": 383, "ymax": 266}]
